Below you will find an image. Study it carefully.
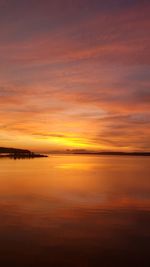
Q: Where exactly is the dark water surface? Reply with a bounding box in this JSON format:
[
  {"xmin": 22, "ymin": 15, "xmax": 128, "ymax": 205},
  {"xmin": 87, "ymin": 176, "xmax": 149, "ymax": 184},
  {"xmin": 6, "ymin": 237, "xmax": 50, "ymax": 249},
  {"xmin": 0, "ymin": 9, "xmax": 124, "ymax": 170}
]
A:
[{"xmin": 0, "ymin": 155, "xmax": 150, "ymax": 267}]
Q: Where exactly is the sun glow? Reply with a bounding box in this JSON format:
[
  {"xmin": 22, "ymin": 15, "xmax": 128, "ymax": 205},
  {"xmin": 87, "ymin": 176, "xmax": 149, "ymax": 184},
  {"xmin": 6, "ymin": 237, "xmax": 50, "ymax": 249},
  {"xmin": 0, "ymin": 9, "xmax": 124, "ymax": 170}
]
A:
[{"xmin": 45, "ymin": 136, "xmax": 100, "ymax": 150}]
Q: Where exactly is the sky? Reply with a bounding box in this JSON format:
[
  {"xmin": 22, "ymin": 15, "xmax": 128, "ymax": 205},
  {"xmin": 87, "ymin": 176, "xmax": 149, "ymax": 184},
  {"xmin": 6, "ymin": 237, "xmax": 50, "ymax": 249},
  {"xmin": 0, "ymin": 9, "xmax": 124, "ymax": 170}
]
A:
[{"xmin": 0, "ymin": 0, "xmax": 150, "ymax": 152}]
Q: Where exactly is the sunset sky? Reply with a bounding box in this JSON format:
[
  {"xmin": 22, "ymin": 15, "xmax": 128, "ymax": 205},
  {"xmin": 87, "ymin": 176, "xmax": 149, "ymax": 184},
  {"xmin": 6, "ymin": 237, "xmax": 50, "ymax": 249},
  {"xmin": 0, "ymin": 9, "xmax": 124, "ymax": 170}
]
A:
[{"xmin": 0, "ymin": 0, "xmax": 150, "ymax": 152}]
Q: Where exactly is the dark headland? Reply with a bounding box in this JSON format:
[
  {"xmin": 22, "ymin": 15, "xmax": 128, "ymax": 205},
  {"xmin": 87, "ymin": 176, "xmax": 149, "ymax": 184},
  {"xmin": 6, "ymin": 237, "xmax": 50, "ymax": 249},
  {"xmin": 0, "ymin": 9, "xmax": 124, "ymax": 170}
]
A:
[{"xmin": 0, "ymin": 147, "xmax": 48, "ymax": 159}]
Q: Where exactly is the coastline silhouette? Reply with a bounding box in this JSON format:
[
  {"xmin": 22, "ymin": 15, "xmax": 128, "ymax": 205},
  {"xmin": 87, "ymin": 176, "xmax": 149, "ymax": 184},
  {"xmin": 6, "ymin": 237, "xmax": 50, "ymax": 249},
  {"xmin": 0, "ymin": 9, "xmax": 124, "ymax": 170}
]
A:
[
  {"xmin": 0, "ymin": 147, "xmax": 48, "ymax": 159},
  {"xmin": 0, "ymin": 147, "xmax": 150, "ymax": 159}
]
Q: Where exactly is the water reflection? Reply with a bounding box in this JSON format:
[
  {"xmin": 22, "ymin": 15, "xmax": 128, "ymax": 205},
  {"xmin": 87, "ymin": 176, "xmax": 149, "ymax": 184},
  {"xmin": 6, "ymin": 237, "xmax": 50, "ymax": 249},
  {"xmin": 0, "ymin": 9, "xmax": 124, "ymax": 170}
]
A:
[{"xmin": 0, "ymin": 156, "xmax": 150, "ymax": 266}]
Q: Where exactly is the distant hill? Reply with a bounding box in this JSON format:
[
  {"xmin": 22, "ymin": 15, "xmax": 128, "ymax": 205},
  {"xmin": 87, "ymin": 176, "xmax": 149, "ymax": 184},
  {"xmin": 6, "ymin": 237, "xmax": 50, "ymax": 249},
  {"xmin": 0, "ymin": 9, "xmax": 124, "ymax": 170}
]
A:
[
  {"xmin": 53, "ymin": 149, "xmax": 150, "ymax": 156},
  {"xmin": 70, "ymin": 150, "xmax": 150, "ymax": 156}
]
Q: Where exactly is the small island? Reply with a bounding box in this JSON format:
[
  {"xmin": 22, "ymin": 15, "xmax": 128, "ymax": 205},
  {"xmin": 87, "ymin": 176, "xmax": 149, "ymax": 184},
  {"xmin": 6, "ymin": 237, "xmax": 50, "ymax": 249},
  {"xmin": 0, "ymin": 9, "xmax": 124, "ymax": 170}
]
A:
[{"xmin": 0, "ymin": 147, "xmax": 48, "ymax": 159}]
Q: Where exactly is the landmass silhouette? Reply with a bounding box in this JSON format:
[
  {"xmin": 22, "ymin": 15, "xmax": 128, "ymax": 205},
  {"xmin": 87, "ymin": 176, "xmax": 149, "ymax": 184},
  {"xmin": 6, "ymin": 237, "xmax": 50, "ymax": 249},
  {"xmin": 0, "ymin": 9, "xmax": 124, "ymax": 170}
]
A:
[
  {"xmin": 47, "ymin": 149, "xmax": 150, "ymax": 156},
  {"xmin": 0, "ymin": 147, "xmax": 150, "ymax": 159},
  {"xmin": 0, "ymin": 147, "xmax": 48, "ymax": 159}
]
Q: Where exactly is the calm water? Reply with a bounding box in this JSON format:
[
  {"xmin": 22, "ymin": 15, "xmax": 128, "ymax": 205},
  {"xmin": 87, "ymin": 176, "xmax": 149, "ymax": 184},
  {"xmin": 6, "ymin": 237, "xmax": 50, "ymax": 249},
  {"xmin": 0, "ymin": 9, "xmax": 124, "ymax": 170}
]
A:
[{"xmin": 0, "ymin": 155, "xmax": 150, "ymax": 267}]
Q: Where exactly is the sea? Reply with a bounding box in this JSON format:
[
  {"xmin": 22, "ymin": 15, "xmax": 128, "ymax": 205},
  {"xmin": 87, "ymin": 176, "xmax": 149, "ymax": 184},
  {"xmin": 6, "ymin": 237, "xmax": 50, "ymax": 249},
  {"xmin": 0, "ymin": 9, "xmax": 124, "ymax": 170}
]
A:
[{"xmin": 0, "ymin": 155, "xmax": 150, "ymax": 267}]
